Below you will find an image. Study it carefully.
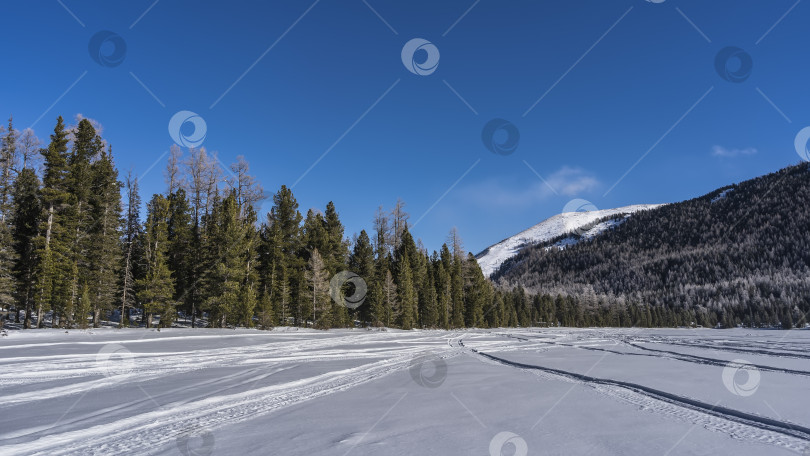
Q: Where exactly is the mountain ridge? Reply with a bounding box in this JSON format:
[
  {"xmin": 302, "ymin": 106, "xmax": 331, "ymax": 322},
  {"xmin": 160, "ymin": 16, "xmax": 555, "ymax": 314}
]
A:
[
  {"xmin": 488, "ymin": 162, "xmax": 810, "ymax": 327},
  {"xmin": 476, "ymin": 204, "xmax": 663, "ymax": 277}
]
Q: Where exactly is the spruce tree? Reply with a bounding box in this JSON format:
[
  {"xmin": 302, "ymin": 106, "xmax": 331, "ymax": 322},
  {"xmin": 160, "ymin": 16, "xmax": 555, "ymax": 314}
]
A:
[
  {"xmin": 167, "ymin": 188, "xmax": 193, "ymax": 321},
  {"xmin": 67, "ymin": 119, "xmax": 102, "ymax": 321},
  {"xmin": 276, "ymin": 263, "xmax": 292, "ymax": 325},
  {"xmin": 450, "ymin": 249, "xmax": 465, "ymax": 328},
  {"xmin": 397, "ymin": 254, "xmax": 416, "ymax": 329},
  {"xmin": 323, "ymin": 201, "xmax": 349, "ymax": 273},
  {"xmin": 435, "ymin": 259, "xmax": 451, "ymax": 329},
  {"xmin": 463, "ymin": 252, "xmax": 488, "ymax": 328},
  {"xmin": 137, "ymin": 194, "xmax": 175, "ymax": 328},
  {"xmin": 0, "ymin": 116, "xmax": 18, "ymax": 221},
  {"xmin": 369, "ymin": 279, "xmax": 384, "ymax": 327},
  {"xmin": 349, "ymin": 230, "xmax": 375, "ymax": 324},
  {"xmin": 302, "ymin": 209, "xmax": 328, "ymax": 259},
  {"xmin": 87, "ymin": 146, "xmax": 122, "ymax": 326},
  {"xmin": 12, "ymin": 168, "xmax": 40, "ymax": 328},
  {"xmin": 256, "ymin": 288, "xmax": 275, "ymax": 329},
  {"xmin": 35, "ymin": 117, "xmax": 72, "ymax": 327},
  {"xmin": 237, "ymin": 204, "xmax": 260, "ymax": 328},
  {"xmin": 238, "ymin": 283, "xmax": 258, "ymax": 328},
  {"xmin": 77, "ymin": 283, "xmax": 91, "ymax": 329},
  {"xmin": 201, "ymin": 192, "xmax": 257, "ymax": 327},
  {"xmin": 382, "ymin": 269, "xmax": 397, "ymax": 327},
  {"xmin": 120, "ymin": 173, "xmax": 142, "ymax": 327},
  {"xmin": 420, "ymin": 263, "xmax": 439, "ymax": 328},
  {"xmin": 260, "ymin": 185, "xmax": 303, "ymax": 325},
  {"xmin": 0, "ymin": 118, "xmax": 17, "ymax": 319},
  {"xmin": 0, "ymin": 219, "xmax": 13, "ymax": 317}
]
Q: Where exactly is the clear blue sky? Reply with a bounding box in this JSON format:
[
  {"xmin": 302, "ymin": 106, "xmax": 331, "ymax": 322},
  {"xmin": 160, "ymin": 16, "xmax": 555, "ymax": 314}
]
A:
[{"xmin": 1, "ymin": 0, "xmax": 807, "ymax": 254}]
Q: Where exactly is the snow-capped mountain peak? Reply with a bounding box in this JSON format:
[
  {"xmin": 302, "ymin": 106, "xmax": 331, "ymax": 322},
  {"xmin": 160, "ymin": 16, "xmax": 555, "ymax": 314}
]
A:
[{"xmin": 476, "ymin": 204, "xmax": 663, "ymax": 277}]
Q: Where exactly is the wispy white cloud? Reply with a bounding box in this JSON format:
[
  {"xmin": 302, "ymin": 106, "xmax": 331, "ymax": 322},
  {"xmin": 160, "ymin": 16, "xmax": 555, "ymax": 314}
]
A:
[
  {"xmin": 457, "ymin": 166, "xmax": 599, "ymax": 208},
  {"xmin": 546, "ymin": 166, "xmax": 600, "ymax": 196},
  {"xmin": 712, "ymin": 145, "xmax": 757, "ymax": 157}
]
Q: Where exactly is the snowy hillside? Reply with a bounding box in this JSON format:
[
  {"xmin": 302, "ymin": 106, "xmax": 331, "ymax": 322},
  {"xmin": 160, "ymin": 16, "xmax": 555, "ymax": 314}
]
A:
[{"xmin": 476, "ymin": 204, "xmax": 663, "ymax": 277}]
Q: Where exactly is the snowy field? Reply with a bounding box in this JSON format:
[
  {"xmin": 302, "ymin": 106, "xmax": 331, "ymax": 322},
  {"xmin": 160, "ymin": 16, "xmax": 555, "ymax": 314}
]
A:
[{"xmin": 1, "ymin": 327, "xmax": 809, "ymax": 455}]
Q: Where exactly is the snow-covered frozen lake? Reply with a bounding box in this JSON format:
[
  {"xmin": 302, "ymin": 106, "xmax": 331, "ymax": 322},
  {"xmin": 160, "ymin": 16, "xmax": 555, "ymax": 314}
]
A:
[{"xmin": 1, "ymin": 327, "xmax": 809, "ymax": 455}]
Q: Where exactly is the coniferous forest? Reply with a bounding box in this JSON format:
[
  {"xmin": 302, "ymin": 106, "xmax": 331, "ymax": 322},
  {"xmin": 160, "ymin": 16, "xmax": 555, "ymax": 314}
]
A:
[
  {"xmin": 0, "ymin": 115, "xmax": 506, "ymax": 330},
  {"xmin": 1, "ymin": 116, "xmax": 808, "ymax": 332}
]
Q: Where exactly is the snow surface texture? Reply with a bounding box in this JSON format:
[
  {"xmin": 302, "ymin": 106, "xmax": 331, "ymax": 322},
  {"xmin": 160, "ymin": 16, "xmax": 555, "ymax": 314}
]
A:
[
  {"xmin": 1, "ymin": 328, "xmax": 809, "ymax": 455},
  {"xmin": 476, "ymin": 204, "xmax": 663, "ymax": 277}
]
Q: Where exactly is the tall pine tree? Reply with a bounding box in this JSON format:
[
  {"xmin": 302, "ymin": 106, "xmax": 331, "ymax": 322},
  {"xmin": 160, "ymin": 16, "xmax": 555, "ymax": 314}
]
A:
[
  {"xmin": 119, "ymin": 173, "xmax": 142, "ymax": 327},
  {"xmin": 35, "ymin": 117, "xmax": 72, "ymax": 327},
  {"xmin": 349, "ymin": 230, "xmax": 375, "ymax": 324},
  {"xmin": 87, "ymin": 146, "xmax": 122, "ymax": 326},
  {"xmin": 12, "ymin": 168, "xmax": 40, "ymax": 328},
  {"xmin": 137, "ymin": 194, "xmax": 175, "ymax": 328}
]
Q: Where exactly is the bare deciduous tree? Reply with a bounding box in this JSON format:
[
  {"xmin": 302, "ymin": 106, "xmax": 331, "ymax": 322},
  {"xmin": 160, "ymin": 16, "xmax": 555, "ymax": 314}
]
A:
[
  {"xmin": 229, "ymin": 155, "xmax": 264, "ymax": 217},
  {"xmin": 447, "ymin": 227, "xmax": 464, "ymax": 259},
  {"xmin": 18, "ymin": 128, "xmax": 40, "ymax": 171},
  {"xmin": 165, "ymin": 144, "xmax": 183, "ymax": 195},
  {"xmin": 390, "ymin": 198, "xmax": 409, "ymax": 250}
]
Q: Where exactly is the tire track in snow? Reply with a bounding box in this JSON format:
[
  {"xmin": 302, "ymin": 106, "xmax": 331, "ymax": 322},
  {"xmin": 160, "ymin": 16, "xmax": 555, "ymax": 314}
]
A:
[
  {"xmin": 2, "ymin": 346, "xmax": 461, "ymax": 456},
  {"xmin": 630, "ymin": 336, "xmax": 810, "ymax": 361},
  {"xmin": 621, "ymin": 341, "xmax": 810, "ymax": 377},
  {"xmin": 0, "ymin": 333, "xmax": 409, "ymax": 403},
  {"xmin": 0, "ymin": 365, "xmax": 295, "ymax": 442},
  {"xmin": 492, "ymin": 331, "xmax": 810, "ymax": 378},
  {"xmin": 469, "ymin": 347, "xmax": 810, "ymax": 453}
]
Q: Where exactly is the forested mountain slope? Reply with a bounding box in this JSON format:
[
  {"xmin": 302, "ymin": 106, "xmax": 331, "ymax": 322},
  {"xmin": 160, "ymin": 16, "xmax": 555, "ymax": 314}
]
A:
[
  {"xmin": 476, "ymin": 204, "xmax": 662, "ymax": 277},
  {"xmin": 493, "ymin": 163, "xmax": 810, "ymax": 327}
]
